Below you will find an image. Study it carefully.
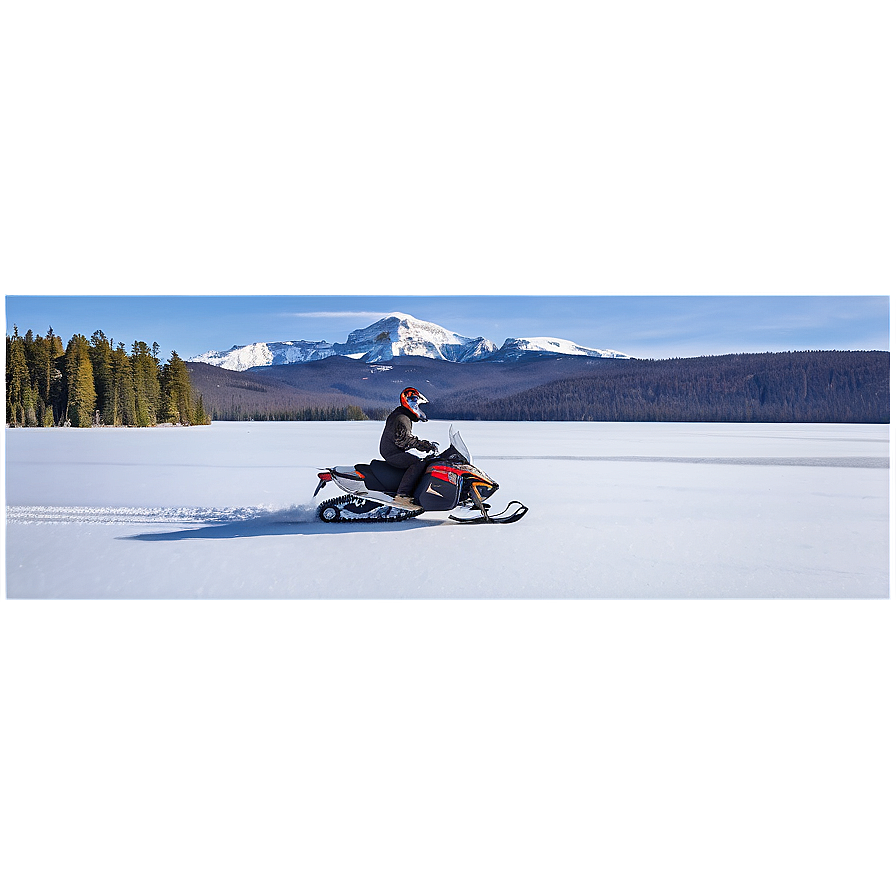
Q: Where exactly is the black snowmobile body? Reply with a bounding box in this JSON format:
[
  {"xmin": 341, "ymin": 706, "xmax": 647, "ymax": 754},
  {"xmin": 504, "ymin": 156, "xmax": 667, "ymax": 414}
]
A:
[{"xmin": 314, "ymin": 425, "xmax": 528, "ymax": 524}]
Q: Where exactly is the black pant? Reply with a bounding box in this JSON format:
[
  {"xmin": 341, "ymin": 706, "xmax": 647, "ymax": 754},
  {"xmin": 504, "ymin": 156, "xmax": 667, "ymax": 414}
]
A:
[{"xmin": 382, "ymin": 451, "xmax": 427, "ymax": 496}]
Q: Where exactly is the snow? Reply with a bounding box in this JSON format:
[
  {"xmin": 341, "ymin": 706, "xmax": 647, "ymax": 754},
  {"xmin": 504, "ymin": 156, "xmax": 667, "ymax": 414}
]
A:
[
  {"xmin": 191, "ymin": 341, "xmax": 275, "ymax": 370},
  {"xmin": 501, "ymin": 336, "xmax": 632, "ymax": 358},
  {"xmin": 339, "ymin": 313, "xmax": 495, "ymax": 362},
  {"xmin": 4, "ymin": 423, "xmax": 888, "ymax": 888},
  {"xmin": 190, "ymin": 340, "xmax": 335, "ymax": 370},
  {"xmin": 188, "ymin": 311, "xmax": 497, "ymax": 368},
  {"xmin": 187, "ymin": 312, "xmax": 660, "ymax": 368},
  {"xmin": 5, "ymin": 421, "xmax": 888, "ymax": 599}
]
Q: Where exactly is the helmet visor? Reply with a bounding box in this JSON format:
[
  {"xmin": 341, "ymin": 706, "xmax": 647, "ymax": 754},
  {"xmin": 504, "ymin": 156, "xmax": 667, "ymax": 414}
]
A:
[{"xmin": 406, "ymin": 391, "xmax": 428, "ymax": 421}]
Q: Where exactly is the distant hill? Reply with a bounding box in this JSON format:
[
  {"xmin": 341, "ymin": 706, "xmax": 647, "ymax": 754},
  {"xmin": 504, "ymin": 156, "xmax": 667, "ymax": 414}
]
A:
[
  {"xmin": 436, "ymin": 350, "xmax": 890, "ymax": 423},
  {"xmin": 187, "ymin": 350, "xmax": 889, "ymax": 423}
]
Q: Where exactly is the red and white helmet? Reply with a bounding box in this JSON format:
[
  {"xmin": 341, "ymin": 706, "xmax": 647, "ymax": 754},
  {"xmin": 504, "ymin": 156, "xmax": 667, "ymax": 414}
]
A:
[{"xmin": 400, "ymin": 387, "xmax": 429, "ymax": 421}]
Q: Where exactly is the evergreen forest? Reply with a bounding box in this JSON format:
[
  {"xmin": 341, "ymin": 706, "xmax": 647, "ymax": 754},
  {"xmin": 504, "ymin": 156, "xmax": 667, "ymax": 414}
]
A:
[
  {"xmin": 207, "ymin": 404, "xmax": 379, "ymax": 422},
  {"xmin": 432, "ymin": 351, "xmax": 890, "ymax": 423},
  {"xmin": 6, "ymin": 327, "xmax": 210, "ymax": 427}
]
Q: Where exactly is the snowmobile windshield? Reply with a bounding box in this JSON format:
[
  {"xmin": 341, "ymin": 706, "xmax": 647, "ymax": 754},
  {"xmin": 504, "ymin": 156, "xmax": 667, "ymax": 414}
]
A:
[{"xmin": 448, "ymin": 425, "xmax": 472, "ymax": 464}]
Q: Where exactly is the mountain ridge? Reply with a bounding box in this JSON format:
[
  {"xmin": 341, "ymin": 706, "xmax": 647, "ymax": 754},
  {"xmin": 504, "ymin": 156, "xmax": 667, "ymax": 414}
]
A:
[{"xmin": 188, "ymin": 312, "xmax": 632, "ymax": 370}]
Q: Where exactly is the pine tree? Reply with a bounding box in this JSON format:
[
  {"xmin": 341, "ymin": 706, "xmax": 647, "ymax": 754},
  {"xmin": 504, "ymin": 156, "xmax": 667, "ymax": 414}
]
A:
[
  {"xmin": 160, "ymin": 351, "xmax": 194, "ymax": 424},
  {"xmin": 64, "ymin": 334, "xmax": 96, "ymax": 427},
  {"xmin": 22, "ymin": 329, "xmax": 37, "ymax": 387},
  {"xmin": 192, "ymin": 391, "xmax": 211, "ymax": 425},
  {"xmin": 6, "ymin": 328, "xmax": 29, "ymax": 425},
  {"xmin": 109, "ymin": 343, "xmax": 137, "ymax": 426},
  {"xmin": 32, "ymin": 332, "xmax": 54, "ymax": 406},
  {"xmin": 45, "ymin": 328, "xmax": 66, "ymax": 424},
  {"xmin": 90, "ymin": 331, "xmax": 114, "ymax": 424},
  {"xmin": 24, "ymin": 381, "xmax": 39, "ymax": 426},
  {"xmin": 131, "ymin": 341, "xmax": 161, "ymax": 426}
]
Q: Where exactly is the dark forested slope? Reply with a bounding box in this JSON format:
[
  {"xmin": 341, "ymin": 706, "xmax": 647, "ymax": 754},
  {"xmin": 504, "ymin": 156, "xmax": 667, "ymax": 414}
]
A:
[
  {"xmin": 432, "ymin": 351, "xmax": 889, "ymax": 423},
  {"xmin": 187, "ymin": 350, "xmax": 889, "ymax": 423}
]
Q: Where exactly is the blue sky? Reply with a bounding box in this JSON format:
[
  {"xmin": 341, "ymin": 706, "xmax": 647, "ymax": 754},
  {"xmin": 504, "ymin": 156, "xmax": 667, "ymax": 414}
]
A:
[
  {"xmin": 0, "ymin": 0, "xmax": 896, "ymax": 357},
  {"xmin": 4, "ymin": 295, "xmax": 889, "ymax": 361}
]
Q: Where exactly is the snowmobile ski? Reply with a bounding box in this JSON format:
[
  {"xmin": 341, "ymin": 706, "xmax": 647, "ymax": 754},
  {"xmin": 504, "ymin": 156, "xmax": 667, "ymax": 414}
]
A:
[{"xmin": 449, "ymin": 500, "xmax": 529, "ymax": 525}]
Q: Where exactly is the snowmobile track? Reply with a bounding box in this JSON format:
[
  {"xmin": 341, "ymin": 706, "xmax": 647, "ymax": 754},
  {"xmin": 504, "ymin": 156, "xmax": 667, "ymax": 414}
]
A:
[{"xmin": 315, "ymin": 495, "xmax": 424, "ymax": 524}]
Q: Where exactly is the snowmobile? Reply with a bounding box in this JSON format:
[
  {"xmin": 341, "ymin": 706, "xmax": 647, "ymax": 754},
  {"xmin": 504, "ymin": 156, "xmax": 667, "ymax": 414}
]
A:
[{"xmin": 313, "ymin": 425, "xmax": 528, "ymax": 525}]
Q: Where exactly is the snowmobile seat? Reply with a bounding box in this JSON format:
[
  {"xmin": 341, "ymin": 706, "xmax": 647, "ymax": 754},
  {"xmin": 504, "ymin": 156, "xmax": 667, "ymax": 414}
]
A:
[{"xmin": 355, "ymin": 460, "xmax": 405, "ymax": 494}]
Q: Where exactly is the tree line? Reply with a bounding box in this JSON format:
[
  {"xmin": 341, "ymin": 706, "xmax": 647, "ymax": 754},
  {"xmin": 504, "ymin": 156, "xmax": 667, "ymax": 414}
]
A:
[
  {"xmin": 208, "ymin": 404, "xmax": 387, "ymax": 422},
  {"xmin": 430, "ymin": 351, "xmax": 890, "ymax": 423},
  {"xmin": 6, "ymin": 327, "xmax": 210, "ymax": 427}
]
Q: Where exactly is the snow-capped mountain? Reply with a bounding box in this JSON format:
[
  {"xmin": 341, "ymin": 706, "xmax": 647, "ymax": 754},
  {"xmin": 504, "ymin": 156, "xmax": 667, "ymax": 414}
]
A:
[
  {"xmin": 188, "ymin": 312, "xmax": 631, "ymax": 370},
  {"xmin": 191, "ymin": 340, "xmax": 334, "ymax": 371},
  {"xmin": 492, "ymin": 337, "xmax": 632, "ymax": 361},
  {"xmin": 331, "ymin": 314, "xmax": 496, "ymax": 363}
]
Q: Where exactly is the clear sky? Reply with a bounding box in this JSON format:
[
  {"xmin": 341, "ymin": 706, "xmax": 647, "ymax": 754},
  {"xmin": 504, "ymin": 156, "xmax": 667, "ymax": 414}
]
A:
[
  {"xmin": 0, "ymin": 0, "xmax": 896, "ymax": 357},
  {"xmin": 4, "ymin": 295, "xmax": 889, "ymax": 362}
]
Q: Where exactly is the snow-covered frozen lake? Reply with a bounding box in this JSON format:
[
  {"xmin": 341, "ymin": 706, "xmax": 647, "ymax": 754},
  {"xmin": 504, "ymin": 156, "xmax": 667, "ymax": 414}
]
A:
[
  {"xmin": 0, "ymin": 421, "xmax": 896, "ymax": 896},
  {"xmin": 4, "ymin": 421, "xmax": 890, "ymax": 599}
]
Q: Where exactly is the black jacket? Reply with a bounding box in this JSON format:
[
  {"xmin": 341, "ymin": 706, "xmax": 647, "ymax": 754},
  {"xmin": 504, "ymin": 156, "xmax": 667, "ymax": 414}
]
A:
[{"xmin": 380, "ymin": 407, "xmax": 430, "ymax": 457}]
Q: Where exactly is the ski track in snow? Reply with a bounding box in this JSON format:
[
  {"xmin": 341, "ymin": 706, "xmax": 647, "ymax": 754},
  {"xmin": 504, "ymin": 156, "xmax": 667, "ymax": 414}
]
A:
[
  {"xmin": 6, "ymin": 504, "xmax": 319, "ymax": 526},
  {"xmin": 478, "ymin": 455, "xmax": 888, "ymax": 468},
  {"xmin": 8, "ymin": 458, "xmax": 885, "ymax": 527}
]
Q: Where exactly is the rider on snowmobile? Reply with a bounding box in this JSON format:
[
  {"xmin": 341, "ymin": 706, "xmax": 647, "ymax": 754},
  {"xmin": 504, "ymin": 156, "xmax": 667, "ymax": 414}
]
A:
[{"xmin": 380, "ymin": 387, "xmax": 438, "ymax": 510}]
